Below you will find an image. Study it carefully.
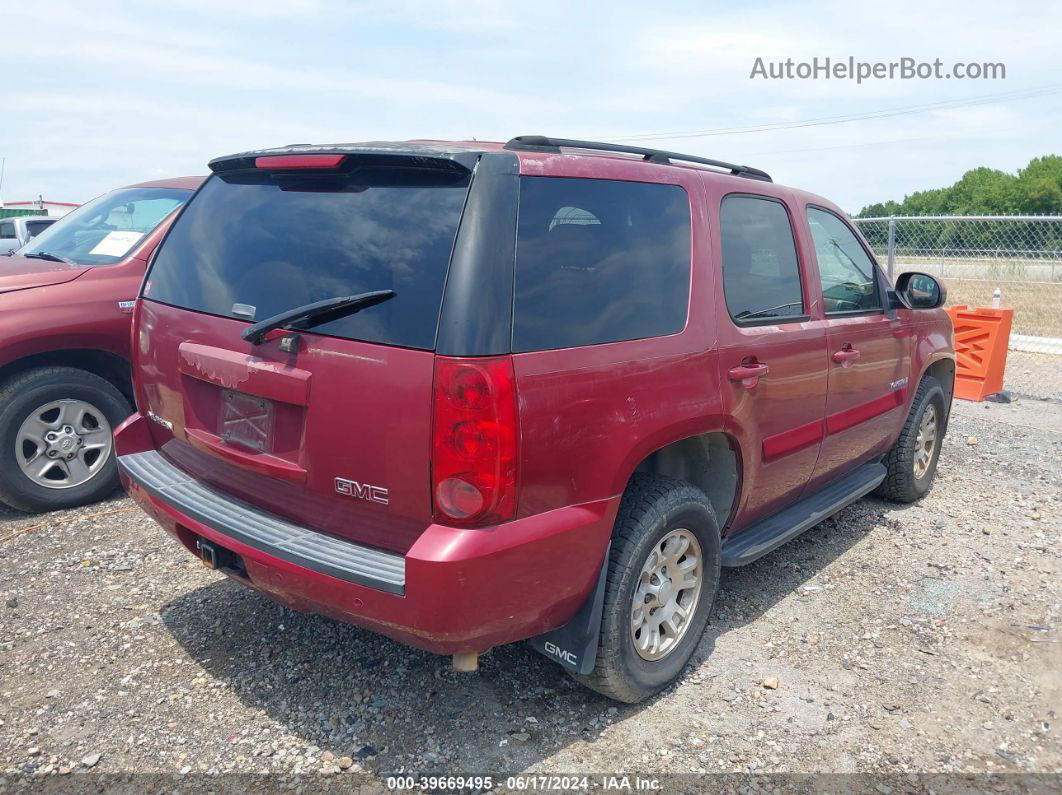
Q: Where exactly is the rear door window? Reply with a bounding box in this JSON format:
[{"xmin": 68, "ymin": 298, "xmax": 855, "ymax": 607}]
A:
[
  {"xmin": 720, "ymin": 195, "xmax": 805, "ymax": 324},
  {"xmin": 144, "ymin": 170, "xmax": 470, "ymax": 350},
  {"xmin": 512, "ymin": 177, "xmax": 691, "ymax": 352},
  {"xmin": 0, "ymin": 221, "xmax": 15, "ymax": 239}
]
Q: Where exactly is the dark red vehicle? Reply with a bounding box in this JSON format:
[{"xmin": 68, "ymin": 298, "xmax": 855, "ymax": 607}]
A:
[
  {"xmin": 0, "ymin": 177, "xmax": 202, "ymax": 512},
  {"xmin": 116, "ymin": 139, "xmax": 954, "ymax": 702}
]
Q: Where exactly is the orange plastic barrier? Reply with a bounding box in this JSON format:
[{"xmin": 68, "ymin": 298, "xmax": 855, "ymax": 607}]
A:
[{"xmin": 945, "ymin": 305, "xmax": 1014, "ymax": 401}]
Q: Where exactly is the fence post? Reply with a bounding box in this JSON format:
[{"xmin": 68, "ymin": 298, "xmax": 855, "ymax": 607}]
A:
[{"xmin": 886, "ymin": 218, "xmax": 897, "ymax": 282}]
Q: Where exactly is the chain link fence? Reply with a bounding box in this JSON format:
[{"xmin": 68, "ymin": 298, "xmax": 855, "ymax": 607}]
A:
[{"xmin": 852, "ymin": 216, "xmax": 1062, "ymax": 351}]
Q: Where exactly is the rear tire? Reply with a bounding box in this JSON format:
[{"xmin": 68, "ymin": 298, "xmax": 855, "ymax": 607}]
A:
[
  {"xmin": 875, "ymin": 375, "xmax": 946, "ymax": 503},
  {"xmin": 0, "ymin": 367, "xmax": 131, "ymax": 513},
  {"xmin": 572, "ymin": 474, "xmax": 721, "ymax": 703}
]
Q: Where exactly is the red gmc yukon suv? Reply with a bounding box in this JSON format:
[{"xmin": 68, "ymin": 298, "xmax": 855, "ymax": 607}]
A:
[
  {"xmin": 116, "ymin": 138, "xmax": 954, "ymax": 702},
  {"xmin": 0, "ymin": 177, "xmax": 202, "ymax": 513}
]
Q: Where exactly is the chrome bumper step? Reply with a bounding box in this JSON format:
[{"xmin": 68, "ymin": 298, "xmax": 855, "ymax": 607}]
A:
[{"xmin": 119, "ymin": 450, "xmax": 405, "ymax": 594}]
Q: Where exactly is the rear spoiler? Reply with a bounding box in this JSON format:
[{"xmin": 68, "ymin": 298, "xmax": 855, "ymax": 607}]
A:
[{"xmin": 208, "ymin": 144, "xmax": 480, "ymax": 176}]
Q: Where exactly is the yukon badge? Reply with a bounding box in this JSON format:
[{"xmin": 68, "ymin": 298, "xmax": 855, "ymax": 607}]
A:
[
  {"xmin": 335, "ymin": 477, "xmax": 389, "ymax": 505},
  {"xmin": 147, "ymin": 410, "xmax": 173, "ymax": 431}
]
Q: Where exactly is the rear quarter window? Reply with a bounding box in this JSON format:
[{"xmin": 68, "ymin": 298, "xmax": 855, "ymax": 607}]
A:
[{"xmin": 512, "ymin": 177, "xmax": 691, "ymax": 352}]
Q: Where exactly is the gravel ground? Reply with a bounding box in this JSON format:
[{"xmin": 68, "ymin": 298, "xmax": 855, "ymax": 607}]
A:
[
  {"xmin": 0, "ymin": 365, "xmax": 1059, "ymax": 790},
  {"xmin": 1005, "ymin": 350, "xmax": 1062, "ymax": 402}
]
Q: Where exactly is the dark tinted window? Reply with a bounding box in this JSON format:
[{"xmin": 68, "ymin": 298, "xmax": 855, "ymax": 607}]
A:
[
  {"xmin": 0, "ymin": 221, "xmax": 15, "ymax": 239},
  {"xmin": 512, "ymin": 177, "xmax": 690, "ymax": 352},
  {"xmin": 145, "ymin": 170, "xmax": 470, "ymax": 350},
  {"xmin": 26, "ymin": 220, "xmax": 53, "ymax": 238},
  {"xmin": 720, "ymin": 195, "xmax": 804, "ymax": 323},
  {"xmin": 807, "ymin": 207, "xmax": 882, "ymax": 313}
]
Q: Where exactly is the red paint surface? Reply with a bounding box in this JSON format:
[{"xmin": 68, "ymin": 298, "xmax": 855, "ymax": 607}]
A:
[
  {"xmin": 825, "ymin": 388, "xmax": 906, "ymax": 435},
  {"xmin": 178, "ymin": 342, "xmax": 312, "ymax": 406},
  {"xmin": 184, "ymin": 428, "xmax": 308, "ymax": 483},
  {"xmin": 136, "ymin": 300, "xmax": 436, "ymax": 554},
  {"xmin": 762, "ymin": 418, "xmax": 824, "ymax": 462},
  {"xmin": 0, "ymin": 177, "xmax": 203, "ymax": 374}
]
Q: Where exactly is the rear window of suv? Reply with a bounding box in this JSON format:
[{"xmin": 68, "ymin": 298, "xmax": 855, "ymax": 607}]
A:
[
  {"xmin": 512, "ymin": 177, "xmax": 691, "ymax": 352},
  {"xmin": 144, "ymin": 169, "xmax": 470, "ymax": 350}
]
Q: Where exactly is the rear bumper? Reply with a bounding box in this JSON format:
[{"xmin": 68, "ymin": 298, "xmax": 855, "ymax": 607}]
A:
[{"xmin": 116, "ymin": 413, "xmax": 616, "ymax": 655}]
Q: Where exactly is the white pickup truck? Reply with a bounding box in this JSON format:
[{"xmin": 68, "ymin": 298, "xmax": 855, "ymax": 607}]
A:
[{"xmin": 0, "ymin": 215, "xmax": 57, "ymax": 255}]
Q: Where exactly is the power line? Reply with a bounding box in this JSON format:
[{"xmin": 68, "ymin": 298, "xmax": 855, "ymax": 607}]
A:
[
  {"xmin": 603, "ymin": 84, "xmax": 1062, "ymax": 141},
  {"xmin": 744, "ymin": 134, "xmax": 940, "ymax": 157},
  {"xmin": 593, "ymin": 84, "xmax": 1062, "ymax": 143}
]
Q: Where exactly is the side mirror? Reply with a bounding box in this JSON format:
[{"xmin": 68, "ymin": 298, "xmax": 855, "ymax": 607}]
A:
[{"xmin": 893, "ymin": 271, "xmax": 946, "ymax": 309}]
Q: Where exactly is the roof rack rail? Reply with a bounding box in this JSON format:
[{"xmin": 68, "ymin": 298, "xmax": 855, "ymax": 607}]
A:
[{"xmin": 503, "ymin": 135, "xmax": 772, "ymax": 182}]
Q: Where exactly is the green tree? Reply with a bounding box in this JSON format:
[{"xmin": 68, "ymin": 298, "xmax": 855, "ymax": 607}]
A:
[
  {"xmin": 1025, "ymin": 177, "xmax": 1062, "ymax": 214},
  {"xmin": 855, "ymin": 155, "xmax": 1062, "ymax": 255},
  {"xmin": 1016, "ymin": 156, "xmax": 1062, "ymax": 214},
  {"xmin": 856, "ymin": 155, "xmax": 1060, "ymax": 217}
]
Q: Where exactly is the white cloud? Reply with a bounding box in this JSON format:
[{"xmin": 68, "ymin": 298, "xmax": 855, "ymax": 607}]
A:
[{"xmin": 0, "ymin": 0, "xmax": 1059, "ymax": 211}]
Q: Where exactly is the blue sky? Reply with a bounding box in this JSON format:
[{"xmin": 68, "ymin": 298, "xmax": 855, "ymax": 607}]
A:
[{"xmin": 2, "ymin": 0, "xmax": 1060, "ymax": 213}]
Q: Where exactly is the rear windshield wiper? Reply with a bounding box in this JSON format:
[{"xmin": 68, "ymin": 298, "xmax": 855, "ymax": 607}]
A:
[
  {"xmin": 23, "ymin": 251, "xmax": 74, "ymax": 264},
  {"xmin": 241, "ymin": 290, "xmax": 396, "ymax": 345}
]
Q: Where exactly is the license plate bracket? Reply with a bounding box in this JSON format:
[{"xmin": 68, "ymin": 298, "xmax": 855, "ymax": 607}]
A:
[{"xmin": 220, "ymin": 389, "xmax": 275, "ymax": 453}]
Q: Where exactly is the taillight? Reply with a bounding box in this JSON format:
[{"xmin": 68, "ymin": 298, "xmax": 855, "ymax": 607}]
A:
[{"xmin": 432, "ymin": 356, "xmax": 518, "ymax": 527}]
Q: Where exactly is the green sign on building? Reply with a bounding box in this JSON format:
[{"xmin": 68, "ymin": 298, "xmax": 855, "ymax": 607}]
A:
[{"xmin": 0, "ymin": 208, "xmax": 48, "ymax": 219}]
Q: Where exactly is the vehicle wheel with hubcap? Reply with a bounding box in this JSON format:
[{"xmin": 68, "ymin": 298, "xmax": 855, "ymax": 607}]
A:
[
  {"xmin": 630, "ymin": 527, "xmax": 704, "ymax": 661},
  {"xmin": 912, "ymin": 402, "xmax": 939, "ymax": 480},
  {"xmin": 0, "ymin": 367, "xmax": 131, "ymax": 513},
  {"xmin": 875, "ymin": 375, "xmax": 947, "ymax": 503},
  {"xmin": 572, "ymin": 473, "xmax": 721, "ymax": 703}
]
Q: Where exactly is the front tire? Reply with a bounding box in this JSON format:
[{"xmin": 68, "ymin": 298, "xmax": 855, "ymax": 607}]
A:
[
  {"xmin": 0, "ymin": 367, "xmax": 131, "ymax": 513},
  {"xmin": 875, "ymin": 375, "xmax": 946, "ymax": 503},
  {"xmin": 572, "ymin": 474, "xmax": 721, "ymax": 703}
]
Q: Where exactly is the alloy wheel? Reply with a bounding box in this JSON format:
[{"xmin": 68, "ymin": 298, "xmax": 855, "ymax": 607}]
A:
[
  {"xmin": 913, "ymin": 402, "xmax": 938, "ymax": 480},
  {"xmin": 16, "ymin": 399, "xmax": 114, "ymax": 490},
  {"xmin": 630, "ymin": 528, "xmax": 703, "ymax": 661}
]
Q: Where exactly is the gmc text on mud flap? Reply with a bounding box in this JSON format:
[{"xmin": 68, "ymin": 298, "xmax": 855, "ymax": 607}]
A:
[{"xmin": 543, "ymin": 641, "xmax": 579, "ymax": 667}]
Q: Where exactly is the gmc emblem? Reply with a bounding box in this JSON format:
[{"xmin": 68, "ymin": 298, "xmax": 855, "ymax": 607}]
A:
[
  {"xmin": 543, "ymin": 641, "xmax": 578, "ymax": 666},
  {"xmin": 335, "ymin": 477, "xmax": 389, "ymax": 505}
]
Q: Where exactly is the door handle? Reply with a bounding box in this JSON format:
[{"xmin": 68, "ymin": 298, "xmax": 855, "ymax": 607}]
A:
[
  {"xmin": 832, "ymin": 346, "xmax": 861, "ymax": 366},
  {"xmin": 728, "ymin": 361, "xmax": 769, "ymax": 389}
]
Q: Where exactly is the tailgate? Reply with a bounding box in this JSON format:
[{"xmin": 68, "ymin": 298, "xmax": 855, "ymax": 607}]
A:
[
  {"xmin": 137, "ymin": 300, "xmax": 435, "ymax": 554},
  {"xmin": 136, "ymin": 152, "xmax": 473, "ymax": 554}
]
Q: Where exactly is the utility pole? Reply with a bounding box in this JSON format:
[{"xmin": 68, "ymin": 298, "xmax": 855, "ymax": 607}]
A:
[{"xmin": 0, "ymin": 158, "xmax": 6, "ymax": 208}]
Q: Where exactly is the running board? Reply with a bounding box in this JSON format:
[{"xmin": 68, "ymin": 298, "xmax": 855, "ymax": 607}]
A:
[{"xmin": 721, "ymin": 462, "xmax": 886, "ymax": 567}]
